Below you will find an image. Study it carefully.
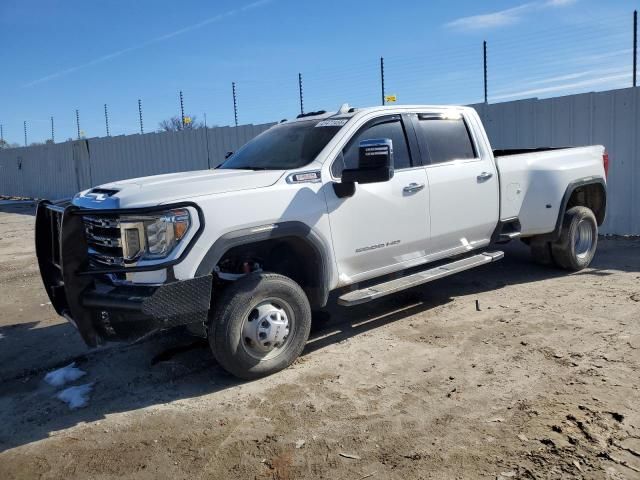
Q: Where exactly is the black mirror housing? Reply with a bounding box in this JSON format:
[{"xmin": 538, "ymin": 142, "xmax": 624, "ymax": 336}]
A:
[{"xmin": 341, "ymin": 138, "xmax": 394, "ymax": 185}]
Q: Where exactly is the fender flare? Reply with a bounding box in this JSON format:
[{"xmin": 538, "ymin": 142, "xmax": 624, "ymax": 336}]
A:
[
  {"xmin": 195, "ymin": 221, "xmax": 331, "ymax": 308},
  {"xmin": 540, "ymin": 176, "xmax": 606, "ymax": 242}
]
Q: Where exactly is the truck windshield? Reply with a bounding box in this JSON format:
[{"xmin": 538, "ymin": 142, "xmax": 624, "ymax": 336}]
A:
[{"xmin": 219, "ymin": 119, "xmax": 345, "ymax": 170}]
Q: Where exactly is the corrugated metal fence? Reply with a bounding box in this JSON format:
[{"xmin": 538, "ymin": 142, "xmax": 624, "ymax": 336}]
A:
[
  {"xmin": 0, "ymin": 122, "xmax": 274, "ymax": 200},
  {"xmin": 1, "ymin": 87, "xmax": 638, "ymax": 234}
]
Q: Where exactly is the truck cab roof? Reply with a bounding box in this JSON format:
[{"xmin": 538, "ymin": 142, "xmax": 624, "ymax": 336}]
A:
[{"xmin": 283, "ymin": 103, "xmax": 472, "ymax": 125}]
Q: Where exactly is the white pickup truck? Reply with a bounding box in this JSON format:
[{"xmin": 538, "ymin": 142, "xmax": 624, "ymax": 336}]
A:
[{"xmin": 36, "ymin": 104, "xmax": 608, "ymax": 379}]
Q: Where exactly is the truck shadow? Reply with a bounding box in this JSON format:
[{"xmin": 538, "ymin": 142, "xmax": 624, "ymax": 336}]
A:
[
  {"xmin": 0, "ymin": 201, "xmax": 37, "ymax": 216},
  {"xmin": 0, "ymin": 238, "xmax": 637, "ymax": 453}
]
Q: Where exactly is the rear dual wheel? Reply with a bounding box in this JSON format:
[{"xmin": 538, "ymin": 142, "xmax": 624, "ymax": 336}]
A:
[
  {"xmin": 529, "ymin": 206, "xmax": 598, "ymax": 271},
  {"xmin": 551, "ymin": 206, "xmax": 598, "ymax": 270}
]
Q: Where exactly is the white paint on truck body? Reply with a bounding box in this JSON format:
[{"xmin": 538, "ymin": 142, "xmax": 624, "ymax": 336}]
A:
[
  {"xmin": 73, "ymin": 105, "xmax": 606, "ymax": 289},
  {"xmin": 496, "ymin": 145, "xmax": 606, "ymax": 235}
]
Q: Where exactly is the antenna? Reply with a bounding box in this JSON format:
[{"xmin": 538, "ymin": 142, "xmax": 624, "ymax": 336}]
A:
[{"xmin": 338, "ymin": 103, "xmax": 350, "ymax": 114}]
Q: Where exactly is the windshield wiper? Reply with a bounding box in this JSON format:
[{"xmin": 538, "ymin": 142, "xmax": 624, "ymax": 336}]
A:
[{"xmin": 215, "ymin": 166, "xmax": 273, "ymax": 171}]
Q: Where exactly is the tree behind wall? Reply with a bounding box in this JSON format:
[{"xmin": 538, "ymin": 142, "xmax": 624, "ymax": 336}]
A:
[
  {"xmin": 158, "ymin": 115, "xmax": 204, "ymax": 132},
  {"xmin": 0, "ymin": 139, "xmax": 21, "ymax": 149}
]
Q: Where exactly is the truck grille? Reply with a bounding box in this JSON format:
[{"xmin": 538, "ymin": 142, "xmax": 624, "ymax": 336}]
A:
[{"xmin": 83, "ymin": 216, "xmax": 124, "ymax": 267}]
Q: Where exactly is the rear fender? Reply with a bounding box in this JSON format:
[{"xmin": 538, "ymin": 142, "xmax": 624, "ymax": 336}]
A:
[{"xmin": 538, "ymin": 177, "xmax": 606, "ymax": 242}]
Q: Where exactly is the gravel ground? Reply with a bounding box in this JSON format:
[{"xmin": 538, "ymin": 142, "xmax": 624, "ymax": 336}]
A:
[{"xmin": 0, "ymin": 201, "xmax": 639, "ymax": 480}]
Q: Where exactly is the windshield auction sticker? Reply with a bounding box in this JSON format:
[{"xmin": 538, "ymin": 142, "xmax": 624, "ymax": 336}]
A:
[{"xmin": 315, "ymin": 119, "xmax": 349, "ymax": 127}]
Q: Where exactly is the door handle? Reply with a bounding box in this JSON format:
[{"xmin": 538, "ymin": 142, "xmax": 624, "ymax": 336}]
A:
[
  {"xmin": 403, "ymin": 182, "xmax": 425, "ymax": 193},
  {"xmin": 477, "ymin": 171, "xmax": 493, "ymax": 181}
]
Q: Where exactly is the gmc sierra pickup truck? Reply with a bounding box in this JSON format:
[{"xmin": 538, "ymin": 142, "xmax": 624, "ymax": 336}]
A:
[{"xmin": 36, "ymin": 104, "xmax": 608, "ymax": 379}]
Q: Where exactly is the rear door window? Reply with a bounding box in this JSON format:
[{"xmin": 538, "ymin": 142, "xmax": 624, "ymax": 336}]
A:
[{"xmin": 415, "ymin": 114, "xmax": 477, "ymax": 164}]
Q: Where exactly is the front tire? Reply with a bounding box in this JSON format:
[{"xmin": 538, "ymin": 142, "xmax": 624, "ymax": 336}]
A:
[
  {"xmin": 209, "ymin": 273, "xmax": 311, "ymax": 380},
  {"xmin": 550, "ymin": 206, "xmax": 598, "ymax": 271}
]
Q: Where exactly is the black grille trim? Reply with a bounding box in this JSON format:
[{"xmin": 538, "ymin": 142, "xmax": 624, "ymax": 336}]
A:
[{"xmin": 83, "ymin": 215, "xmax": 125, "ymax": 267}]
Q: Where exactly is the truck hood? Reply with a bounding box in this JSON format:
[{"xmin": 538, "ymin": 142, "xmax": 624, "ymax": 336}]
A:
[{"xmin": 73, "ymin": 169, "xmax": 285, "ymax": 209}]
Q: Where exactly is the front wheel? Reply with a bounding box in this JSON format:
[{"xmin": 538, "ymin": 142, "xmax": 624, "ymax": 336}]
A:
[
  {"xmin": 550, "ymin": 206, "xmax": 598, "ymax": 271},
  {"xmin": 208, "ymin": 273, "xmax": 311, "ymax": 380}
]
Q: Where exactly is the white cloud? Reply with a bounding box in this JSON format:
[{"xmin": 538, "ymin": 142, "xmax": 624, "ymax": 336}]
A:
[
  {"xmin": 446, "ymin": 0, "xmax": 576, "ymax": 31},
  {"xmin": 525, "ymin": 67, "xmax": 628, "ymax": 86},
  {"xmin": 545, "ymin": 0, "xmax": 577, "ymax": 6},
  {"xmin": 23, "ymin": 0, "xmax": 272, "ymax": 87},
  {"xmin": 491, "ymin": 72, "xmax": 631, "ymax": 100},
  {"xmin": 572, "ymin": 49, "xmax": 632, "ymax": 65}
]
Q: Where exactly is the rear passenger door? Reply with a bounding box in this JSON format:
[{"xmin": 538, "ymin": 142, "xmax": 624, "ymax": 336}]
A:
[{"xmin": 411, "ymin": 112, "xmax": 499, "ymax": 256}]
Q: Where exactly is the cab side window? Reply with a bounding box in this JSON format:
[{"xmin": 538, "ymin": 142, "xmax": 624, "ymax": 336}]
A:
[
  {"xmin": 415, "ymin": 116, "xmax": 477, "ymax": 164},
  {"xmin": 332, "ymin": 117, "xmax": 412, "ymax": 177}
]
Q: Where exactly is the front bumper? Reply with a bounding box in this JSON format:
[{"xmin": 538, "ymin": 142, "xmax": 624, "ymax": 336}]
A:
[{"xmin": 35, "ymin": 201, "xmax": 211, "ymax": 346}]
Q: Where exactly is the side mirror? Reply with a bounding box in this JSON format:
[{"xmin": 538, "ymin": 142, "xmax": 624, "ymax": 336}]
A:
[{"xmin": 341, "ymin": 139, "xmax": 394, "ymax": 184}]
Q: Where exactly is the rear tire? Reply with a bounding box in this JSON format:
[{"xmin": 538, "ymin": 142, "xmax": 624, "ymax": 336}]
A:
[
  {"xmin": 550, "ymin": 206, "xmax": 598, "ymax": 271},
  {"xmin": 208, "ymin": 272, "xmax": 311, "ymax": 380}
]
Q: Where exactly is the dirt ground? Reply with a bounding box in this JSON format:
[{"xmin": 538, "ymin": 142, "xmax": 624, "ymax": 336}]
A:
[{"xmin": 0, "ymin": 201, "xmax": 639, "ymax": 480}]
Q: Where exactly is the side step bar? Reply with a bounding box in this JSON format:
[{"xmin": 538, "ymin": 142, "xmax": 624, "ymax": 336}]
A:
[{"xmin": 338, "ymin": 251, "xmax": 504, "ymax": 307}]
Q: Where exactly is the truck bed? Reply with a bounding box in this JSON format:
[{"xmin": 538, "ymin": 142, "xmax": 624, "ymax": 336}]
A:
[
  {"xmin": 494, "ymin": 145, "xmax": 606, "ymax": 236},
  {"xmin": 493, "ymin": 147, "xmax": 566, "ymax": 157}
]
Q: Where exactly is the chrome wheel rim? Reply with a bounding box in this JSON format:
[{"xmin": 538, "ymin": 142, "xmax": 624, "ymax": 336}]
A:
[
  {"xmin": 574, "ymin": 219, "xmax": 594, "ymax": 259},
  {"xmin": 241, "ymin": 298, "xmax": 294, "ymax": 360}
]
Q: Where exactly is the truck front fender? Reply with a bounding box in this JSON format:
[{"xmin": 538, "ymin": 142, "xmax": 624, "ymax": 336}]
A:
[{"xmin": 195, "ymin": 221, "xmax": 331, "ymax": 308}]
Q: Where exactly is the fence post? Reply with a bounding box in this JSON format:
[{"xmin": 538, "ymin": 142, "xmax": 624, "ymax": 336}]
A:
[
  {"xmin": 380, "ymin": 57, "xmax": 385, "ymax": 106},
  {"xmin": 483, "ymin": 40, "xmax": 488, "ymax": 103},
  {"xmin": 232, "ymin": 82, "xmax": 238, "ymax": 127},
  {"xmin": 138, "ymin": 99, "xmax": 144, "ymax": 134},
  {"xmin": 298, "ymin": 73, "xmax": 304, "ymax": 115},
  {"xmin": 204, "ymin": 112, "xmax": 211, "ymax": 169},
  {"xmin": 179, "ymin": 90, "xmax": 185, "ymax": 129},
  {"xmin": 51, "ymin": 116, "xmax": 55, "ymax": 143},
  {"xmin": 75, "ymin": 109, "xmax": 81, "ymax": 139},
  {"xmin": 104, "ymin": 104, "xmax": 110, "ymax": 137},
  {"xmin": 634, "ymin": 10, "xmax": 637, "ymax": 87}
]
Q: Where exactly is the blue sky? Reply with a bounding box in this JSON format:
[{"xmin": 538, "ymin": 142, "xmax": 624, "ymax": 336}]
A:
[{"xmin": 0, "ymin": 0, "xmax": 637, "ymax": 144}]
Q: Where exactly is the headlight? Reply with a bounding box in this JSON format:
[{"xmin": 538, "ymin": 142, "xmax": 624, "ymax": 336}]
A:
[{"xmin": 120, "ymin": 208, "xmax": 191, "ymax": 261}]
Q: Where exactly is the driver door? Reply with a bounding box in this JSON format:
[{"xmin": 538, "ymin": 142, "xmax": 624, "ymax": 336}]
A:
[{"xmin": 325, "ymin": 115, "xmax": 430, "ymax": 284}]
